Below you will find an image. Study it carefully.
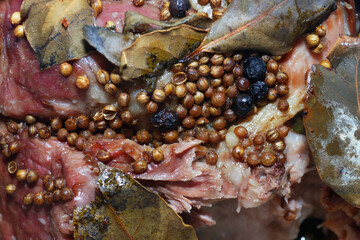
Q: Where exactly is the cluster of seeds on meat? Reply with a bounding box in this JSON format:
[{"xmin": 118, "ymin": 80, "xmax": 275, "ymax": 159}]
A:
[
  {"xmin": 158, "ymin": 0, "xmax": 227, "ymax": 20},
  {"xmin": 197, "ymin": 0, "xmax": 228, "ymax": 19},
  {"xmin": 4, "ymin": 51, "xmax": 291, "ymax": 172},
  {"xmin": 0, "ymin": 121, "xmax": 21, "ymax": 158},
  {"xmin": 10, "ymin": 11, "xmax": 25, "ymax": 38},
  {"xmin": 5, "ymin": 160, "xmax": 73, "ymax": 206},
  {"xmin": 125, "ymin": 52, "xmax": 289, "ymax": 166},
  {"xmin": 305, "ymin": 25, "xmax": 327, "ymax": 54},
  {"xmin": 22, "ymin": 104, "xmax": 169, "ymax": 173},
  {"xmin": 7, "ymin": 1, "xmax": 292, "ymax": 177},
  {"xmin": 158, "ymin": 0, "xmax": 199, "ymax": 21},
  {"xmin": 0, "ymin": 120, "xmax": 73, "ymax": 205},
  {"xmin": 230, "ymin": 125, "xmax": 290, "ymax": 167},
  {"xmin": 2, "ymin": 53, "xmax": 291, "ymax": 177},
  {"xmin": 144, "ymin": 53, "xmax": 289, "ymax": 131}
]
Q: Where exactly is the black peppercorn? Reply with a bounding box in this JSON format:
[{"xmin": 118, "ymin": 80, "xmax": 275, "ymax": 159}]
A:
[
  {"xmin": 231, "ymin": 94, "xmax": 254, "ymax": 118},
  {"xmin": 250, "ymin": 81, "xmax": 269, "ymax": 102},
  {"xmin": 169, "ymin": 0, "xmax": 191, "ymax": 18},
  {"xmin": 243, "ymin": 56, "xmax": 267, "ymax": 81},
  {"xmin": 151, "ymin": 109, "xmax": 178, "ymax": 131}
]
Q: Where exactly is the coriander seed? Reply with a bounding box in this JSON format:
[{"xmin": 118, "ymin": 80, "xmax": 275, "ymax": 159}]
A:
[
  {"xmin": 60, "ymin": 62, "xmax": 73, "ymax": 77},
  {"xmin": 10, "ymin": 12, "xmax": 21, "ymax": 25},
  {"xmin": 75, "ymin": 76, "xmax": 90, "ymax": 89}
]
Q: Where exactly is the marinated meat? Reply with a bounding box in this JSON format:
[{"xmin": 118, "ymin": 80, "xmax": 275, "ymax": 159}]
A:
[
  {"xmin": 0, "ymin": 0, "xmax": 160, "ymax": 119},
  {"xmin": 0, "ymin": 0, "xmax": 357, "ymax": 239},
  {"xmin": 0, "ymin": 123, "xmax": 308, "ymax": 239},
  {"xmin": 196, "ymin": 169, "xmax": 328, "ymax": 240},
  {"xmin": 321, "ymin": 186, "xmax": 360, "ymax": 240}
]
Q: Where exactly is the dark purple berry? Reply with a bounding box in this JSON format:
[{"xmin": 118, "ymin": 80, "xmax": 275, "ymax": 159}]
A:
[
  {"xmin": 231, "ymin": 94, "xmax": 254, "ymax": 118},
  {"xmin": 169, "ymin": 0, "xmax": 191, "ymax": 18},
  {"xmin": 250, "ymin": 81, "xmax": 268, "ymax": 102},
  {"xmin": 151, "ymin": 109, "xmax": 178, "ymax": 131},
  {"xmin": 243, "ymin": 56, "xmax": 267, "ymax": 81}
]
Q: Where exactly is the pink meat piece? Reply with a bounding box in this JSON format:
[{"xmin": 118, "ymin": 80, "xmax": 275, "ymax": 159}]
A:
[
  {"xmin": 0, "ymin": 0, "xmax": 160, "ymax": 119},
  {"xmin": 86, "ymin": 139, "xmax": 204, "ymax": 181},
  {"xmin": 96, "ymin": 0, "xmax": 160, "ymax": 31},
  {"xmin": 1, "ymin": 127, "xmax": 234, "ymax": 239},
  {"xmin": 85, "ymin": 138, "xmax": 238, "ymax": 213},
  {"xmin": 0, "ymin": 129, "xmax": 97, "ymax": 240}
]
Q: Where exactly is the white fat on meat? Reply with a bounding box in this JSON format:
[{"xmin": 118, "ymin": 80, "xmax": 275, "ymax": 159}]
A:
[{"xmin": 219, "ymin": 131, "xmax": 310, "ymax": 210}]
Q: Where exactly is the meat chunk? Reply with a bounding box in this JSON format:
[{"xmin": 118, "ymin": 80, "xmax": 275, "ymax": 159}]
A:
[
  {"xmin": 0, "ymin": 122, "xmax": 309, "ymax": 239},
  {"xmin": 196, "ymin": 169, "xmax": 328, "ymax": 240},
  {"xmin": 0, "ymin": 0, "xmax": 160, "ymax": 119},
  {"xmin": 0, "ymin": 0, "xmax": 357, "ymax": 240},
  {"xmin": 0, "ymin": 129, "xmax": 97, "ymax": 239},
  {"xmin": 321, "ymin": 186, "xmax": 360, "ymax": 240}
]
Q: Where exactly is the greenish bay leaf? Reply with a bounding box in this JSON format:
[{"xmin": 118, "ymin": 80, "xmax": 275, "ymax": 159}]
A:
[
  {"xmin": 20, "ymin": 0, "xmax": 95, "ymax": 70},
  {"xmin": 303, "ymin": 35, "xmax": 360, "ymax": 206},
  {"xmin": 189, "ymin": 0, "xmax": 336, "ymax": 57},
  {"xmin": 73, "ymin": 163, "xmax": 198, "ymax": 240},
  {"xmin": 84, "ymin": 26, "xmax": 134, "ymax": 66},
  {"xmin": 120, "ymin": 25, "xmax": 207, "ymax": 81}
]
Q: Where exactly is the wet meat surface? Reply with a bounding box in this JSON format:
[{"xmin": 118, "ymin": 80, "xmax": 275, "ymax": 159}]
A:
[
  {"xmin": 0, "ymin": 0, "xmax": 357, "ymax": 239},
  {"xmin": 0, "ymin": 120, "xmax": 309, "ymax": 239},
  {"xmin": 0, "ymin": 0, "xmax": 160, "ymax": 119}
]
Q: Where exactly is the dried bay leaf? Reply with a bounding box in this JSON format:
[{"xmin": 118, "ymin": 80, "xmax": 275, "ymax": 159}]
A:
[
  {"xmin": 20, "ymin": 0, "xmax": 94, "ymax": 70},
  {"xmin": 73, "ymin": 163, "xmax": 198, "ymax": 240},
  {"xmin": 84, "ymin": 26, "xmax": 134, "ymax": 66},
  {"xmin": 189, "ymin": 0, "xmax": 336, "ymax": 57},
  {"xmin": 123, "ymin": 11, "xmax": 212, "ymax": 34},
  {"xmin": 303, "ymin": 35, "xmax": 360, "ymax": 206},
  {"xmin": 120, "ymin": 25, "xmax": 207, "ymax": 81}
]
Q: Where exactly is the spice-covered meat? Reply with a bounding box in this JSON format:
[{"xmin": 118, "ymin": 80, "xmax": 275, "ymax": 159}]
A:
[
  {"xmin": 0, "ymin": 127, "xmax": 97, "ymax": 239},
  {"xmin": 196, "ymin": 169, "xmax": 328, "ymax": 240},
  {"xmin": 0, "ymin": 121, "xmax": 309, "ymax": 240},
  {"xmin": 0, "ymin": 0, "xmax": 160, "ymax": 119},
  {"xmin": 0, "ymin": 0, "xmax": 357, "ymax": 239}
]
